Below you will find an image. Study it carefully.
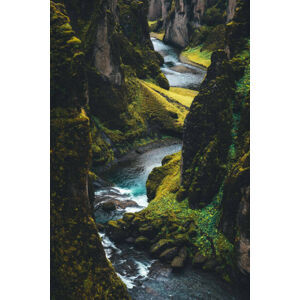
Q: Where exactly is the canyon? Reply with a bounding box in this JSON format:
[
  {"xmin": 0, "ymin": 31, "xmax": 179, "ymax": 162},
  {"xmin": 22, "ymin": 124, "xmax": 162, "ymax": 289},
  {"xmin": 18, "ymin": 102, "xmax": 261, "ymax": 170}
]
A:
[{"xmin": 51, "ymin": 0, "xmax": 249, "ymax": 298}]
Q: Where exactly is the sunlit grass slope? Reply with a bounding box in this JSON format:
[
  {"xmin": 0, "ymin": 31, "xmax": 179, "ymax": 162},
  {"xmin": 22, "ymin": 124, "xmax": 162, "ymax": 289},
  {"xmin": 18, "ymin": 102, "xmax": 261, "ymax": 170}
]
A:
[
  {"xmin": 143, "ymin": 81, "xmax": 197, "ymax": 108},
  {"xmin": 150, "ymin": 32, "xmax": 165, "ymax": 41},
  {"xmin": 139, "ymin": 80, "xmax": 188, "ymax": 134},
  {"xmin": 181, "ymin": 46, "xmax": 212, "ymax": 68}
]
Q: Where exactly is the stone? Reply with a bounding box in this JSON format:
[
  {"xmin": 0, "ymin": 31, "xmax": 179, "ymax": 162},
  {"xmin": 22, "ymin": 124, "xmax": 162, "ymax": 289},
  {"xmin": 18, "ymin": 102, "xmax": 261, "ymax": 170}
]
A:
[
  {"xmin": 150, "ymin": 239, "xmax": 175, "ymax": 257},
  {"xmin": 106, "ymin": 220, "xmax": 129, "ymax": 242},
  {"xmin": 192, "ymin": 252, "xmax": 208, "ymax": 267},
  {"xmin": 159, "ymin": 247, "xmax": 178, "ymax": 262},
  {"xmin": 135, "ymin": 236, "xmax": 151, "ymax": 249},
  {"xmin": 101, "ymin": 201, "xmax": 116, "ymax": 212},
  {"xmin": 203, "ymin": 259, "xmax": 218, "ymax": 271},
  {"xmin": 171, "ymin": 256, "xmax": 185, "ymax": 269},
  {"xmin": 138, "ymin": 224, "xmax": 157, "ymax": 239}
]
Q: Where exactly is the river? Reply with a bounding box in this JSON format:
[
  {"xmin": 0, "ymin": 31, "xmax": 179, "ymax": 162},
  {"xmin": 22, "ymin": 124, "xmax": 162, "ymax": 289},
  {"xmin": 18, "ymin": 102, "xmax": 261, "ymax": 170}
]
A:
[
  {"xmin": 94, "ymin": 39, "xmax": 239, "ymax": 299},
  {"xmin": 151, "ymin": 37, "xmax": 206, "ymax": 90}
]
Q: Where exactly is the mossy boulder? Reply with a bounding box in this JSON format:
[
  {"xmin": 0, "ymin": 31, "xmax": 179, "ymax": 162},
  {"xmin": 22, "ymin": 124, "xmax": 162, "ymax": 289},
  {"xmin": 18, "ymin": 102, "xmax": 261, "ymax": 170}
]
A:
[
  {"xmin": 138, "ymin": 224, "xmax": 157, "ymax": 239},
  {"xmin": 106, "ymin": 220, "xmax": 129, "ymax": 242},
  {"xmin": 156, "ymin": 72, "xmax": 170, "ymax": 90},
  {"xmin": 171, "ymin": 256, "xmax": 185, "ymax": 269},
  {"xmin": 101, "ymin": 201, "xmax": 116, "ymax": 212},
  {"xmin": 159, "ymin": 247, "xmax": 179, "ymax": 262},
  {"xmin": 192, "ymin": 252, "xmax": 208, "ymax": 267},
  {"xmin": 171, "ymin": 246, "xmax": 188, "ymax": 270},
  {"xmin": 135, "ymin": 236, "xmax": 151, "ymax": 249},
  {"xmin": 123, "ymin": 212, "xmax": 135, "ymax": 223},
  {"xmin": 150, "ymin": 239, "xmax": 175, "ymax": 257}
]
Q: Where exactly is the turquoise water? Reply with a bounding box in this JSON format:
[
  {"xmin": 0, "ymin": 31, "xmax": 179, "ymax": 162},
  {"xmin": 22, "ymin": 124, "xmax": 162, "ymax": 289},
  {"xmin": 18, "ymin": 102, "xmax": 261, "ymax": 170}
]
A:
[{"xmin": 101, "ymin": 144, "xmax": 182, "ymax": 197}]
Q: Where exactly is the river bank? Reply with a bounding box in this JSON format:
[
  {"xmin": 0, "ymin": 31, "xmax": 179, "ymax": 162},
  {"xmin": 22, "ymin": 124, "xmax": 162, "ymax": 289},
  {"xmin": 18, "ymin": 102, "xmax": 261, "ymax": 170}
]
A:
[{"xmin": 150, "ymin": 32, "xmax": 208, "ymax": 71}]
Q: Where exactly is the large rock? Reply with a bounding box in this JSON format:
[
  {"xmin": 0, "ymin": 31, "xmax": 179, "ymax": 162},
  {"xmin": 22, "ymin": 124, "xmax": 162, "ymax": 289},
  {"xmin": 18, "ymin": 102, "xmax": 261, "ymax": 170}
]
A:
[
  {"xmin": 192, "ymin": 252, "xmax": 208, "ymax": 267},
  {"xmin": 150, "ymin": 239, "xmax": 175, "ymax": 257},
  {"xmin": 106, "ymin": 220, "xmax": 129, "ymax": 242},
  {"xmin": 135, "ymin": 236, "xmax": 151, "ymax": 249},
  {"xmin": 160, "ymin": 247, "xmax": 179, "ymax": 262},
  {"xmin": 179, "ymin": 50, "xmax": 234, "ymax": 208},
  {"xmin": 171, "ymin": 246, "xmax": 188, "ymax": 270}
]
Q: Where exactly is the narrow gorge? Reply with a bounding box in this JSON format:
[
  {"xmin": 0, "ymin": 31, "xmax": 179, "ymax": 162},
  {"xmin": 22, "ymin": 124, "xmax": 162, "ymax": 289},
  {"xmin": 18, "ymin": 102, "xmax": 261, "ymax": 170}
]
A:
[{"xmin": 50, "ymin": 0, "xmax": 250, "ymax": 299}]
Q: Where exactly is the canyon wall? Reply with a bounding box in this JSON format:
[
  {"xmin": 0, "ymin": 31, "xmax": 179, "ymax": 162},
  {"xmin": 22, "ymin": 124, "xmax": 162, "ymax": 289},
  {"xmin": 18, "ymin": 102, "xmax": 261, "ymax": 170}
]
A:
[
  {"xmin": 50, "ymin": 2, "xmax": 130, "ymax": 298},
  {"xmin": 149, "ymin": 0, "xmax": 237, "ymax": 49},
  {"xmin": 180, "ymin": 0, "xmax": 250, "ymax": 285}
]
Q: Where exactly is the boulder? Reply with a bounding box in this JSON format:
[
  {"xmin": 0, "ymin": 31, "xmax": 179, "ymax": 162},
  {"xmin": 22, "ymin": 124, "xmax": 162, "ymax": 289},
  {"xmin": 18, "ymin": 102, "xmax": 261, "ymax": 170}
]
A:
[
  {"xmin": 135, "ymin": 236, "xmax": 151, "ymax": 249},
  {"xmin": 159, "ymin": 247, "xmax": 178, "ymax": 262},
  {"xmin": 203, "ymin": 259, "xmax": 218, "ymax": 271},
  {"xmin": 150, "ymin": 239, "xmax": 175, "ymax": 257},
  {"xmin": 106, "ymin": 220, "xmax": 129, "ymax": 242},
  {"xmin": 123, "ymin": 213, "xmax": 135, "ymax": 223},
  {"xmin": 171, "ymin": 246, "xmax": 188, "ymax": 270},
  {"xmin": 101, "ymin": 201, "xmax": 116, "ymax": 212},
  {"xmin": 171, "ymin": 256, "xmax": 185, "ymax": 269},
  {"xmin": 192, "ymin": 252, "xmax": 208, "ymax": 267},
  {"xmin": 138, "ymin": 224, "xmax": 157, "ymax": 239}
]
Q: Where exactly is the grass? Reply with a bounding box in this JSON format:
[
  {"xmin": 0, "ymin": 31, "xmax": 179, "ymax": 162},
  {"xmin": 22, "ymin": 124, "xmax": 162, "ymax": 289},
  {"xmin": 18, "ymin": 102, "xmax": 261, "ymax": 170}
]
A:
[
  {"xmin": 148, "ymin": 20, "xmax": 157, "ymax": 27},
  {"xmin": 142, "ymin": 81, "xmax": 198, "ymax": 108},
  {"xmin": 150, "ymin": 32, "xmax": 165, "ymax": 41},
  {"xmin": 139, "ymin": 80, "xmax": 188, "ymax": 132},
  {"xmin": 181, "ymin": 46, "xmax": 212, "ymax": 68},
  {"xmin": 141, "ymin": 152, "xmax": 234, "ymax": 261}
]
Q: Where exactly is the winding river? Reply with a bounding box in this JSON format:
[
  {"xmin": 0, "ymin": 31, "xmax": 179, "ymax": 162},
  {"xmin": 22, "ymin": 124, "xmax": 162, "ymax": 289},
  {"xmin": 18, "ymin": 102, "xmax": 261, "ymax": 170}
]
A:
[{"xmin": 94, "ymin": 39, "xmax": 239, "ymax": 299}]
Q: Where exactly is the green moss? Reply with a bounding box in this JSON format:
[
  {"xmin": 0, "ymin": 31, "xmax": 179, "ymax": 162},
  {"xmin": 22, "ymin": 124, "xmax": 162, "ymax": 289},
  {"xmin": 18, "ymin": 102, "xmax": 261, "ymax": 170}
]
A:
[
  {"xmin": 139, "ymin": 80, "xmax": 187, "ymax": 136},
  {"xmin": 51, "ymin": 3, "xmax": 130, "ymax": 299},
  {"xmin": 181, "ymin": 46, "xmax": 212, "ymax": 68},
  {"xmin": 66, "ymin": 36, "xmax": 81, "ymax": 44},
  {"xmin": 156, "ymin": 72, "xmax": 170, "ymax": 90}
]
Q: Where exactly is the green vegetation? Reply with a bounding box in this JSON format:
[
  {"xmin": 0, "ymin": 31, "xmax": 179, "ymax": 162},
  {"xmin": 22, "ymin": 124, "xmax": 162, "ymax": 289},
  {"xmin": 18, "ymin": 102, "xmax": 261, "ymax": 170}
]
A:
[
  {"xmin": 110, "ymin": 152, "xmax": 234, "ymax": 281},
  {"xmin": 143, "ymin": 81, "xmax": 197, "ymax": 108},
  {"xmin": 139, "ymin": 80, "xmax": 188, "ymax": 135},
  {"xmin": 150, "ymin": 32, "xmax": 165, "ymax": 41},
  {"xmin": 181, "ymin": 46, "xmax": 212, "ymax": 68},
  {"xmin": 50, "ymin": 2, "xmax": 130, "ymax": 299}
]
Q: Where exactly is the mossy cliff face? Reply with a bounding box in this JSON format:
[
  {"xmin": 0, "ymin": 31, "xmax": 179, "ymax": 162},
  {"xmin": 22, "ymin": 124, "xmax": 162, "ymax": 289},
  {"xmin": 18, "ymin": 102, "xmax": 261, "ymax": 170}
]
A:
[
  {"xmin": 179, "ymin": 50, "xmax": 234, "ymax": 209},
  {"xmin": 180, "ymin": 0, "xmax": 250, "ymax": 285},
  {"xmin": 57, "ymin": 0, "xmax": 178, "ymax": 169},
  {"xmin": 50, "ymin": 2, "xmax": 130, "ymax": 299},
  {"xmin": 162, "ymin": 0, "xmax": 227, "ymax": 49}
]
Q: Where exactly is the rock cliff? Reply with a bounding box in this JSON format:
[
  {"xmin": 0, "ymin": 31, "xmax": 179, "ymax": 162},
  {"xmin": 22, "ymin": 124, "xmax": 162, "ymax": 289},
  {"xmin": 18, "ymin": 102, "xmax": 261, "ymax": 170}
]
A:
[
  {"xmin": 180, "ymin": 0, "xmax": 250, "ymax": 287},
  {"xmin": 50, "ymin": 2, "xmax": 130, "ymax": 298},
  {"xmin": 148, "ymin": 0, "xmax": 233, "ymax": 49}
]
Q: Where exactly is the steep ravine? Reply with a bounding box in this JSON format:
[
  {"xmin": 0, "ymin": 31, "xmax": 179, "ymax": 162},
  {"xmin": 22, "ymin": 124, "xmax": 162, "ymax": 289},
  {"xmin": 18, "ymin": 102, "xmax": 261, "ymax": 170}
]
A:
[
  {"xmin": 94, "ymin": 38, "xmax": 240, "ymax": 299},
  {"xmin": 51, "ymin": 0, "xmax": 249, "ymax": 298}
]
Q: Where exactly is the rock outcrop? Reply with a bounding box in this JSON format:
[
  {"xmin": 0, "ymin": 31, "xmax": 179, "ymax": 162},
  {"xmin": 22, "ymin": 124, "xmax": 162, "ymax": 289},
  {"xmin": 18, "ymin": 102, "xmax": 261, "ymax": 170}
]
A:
[
  {"xmin": 227, "ymin": 0, "xmax": 237, "ymax": 22},
  {"xmin": 50, "ymin": 2, "xmax": 130, "ymax": 299},
  {"xmin": 148, "ymin": 0, "xmax": 163, "ymax": 20},
  {"xmin": 179, "ymin": 0, "xmax": 250, "ymax": 288},
  {"xmin": 159, "ymin": 0, "xmax": 233, "ymax": 49}
]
